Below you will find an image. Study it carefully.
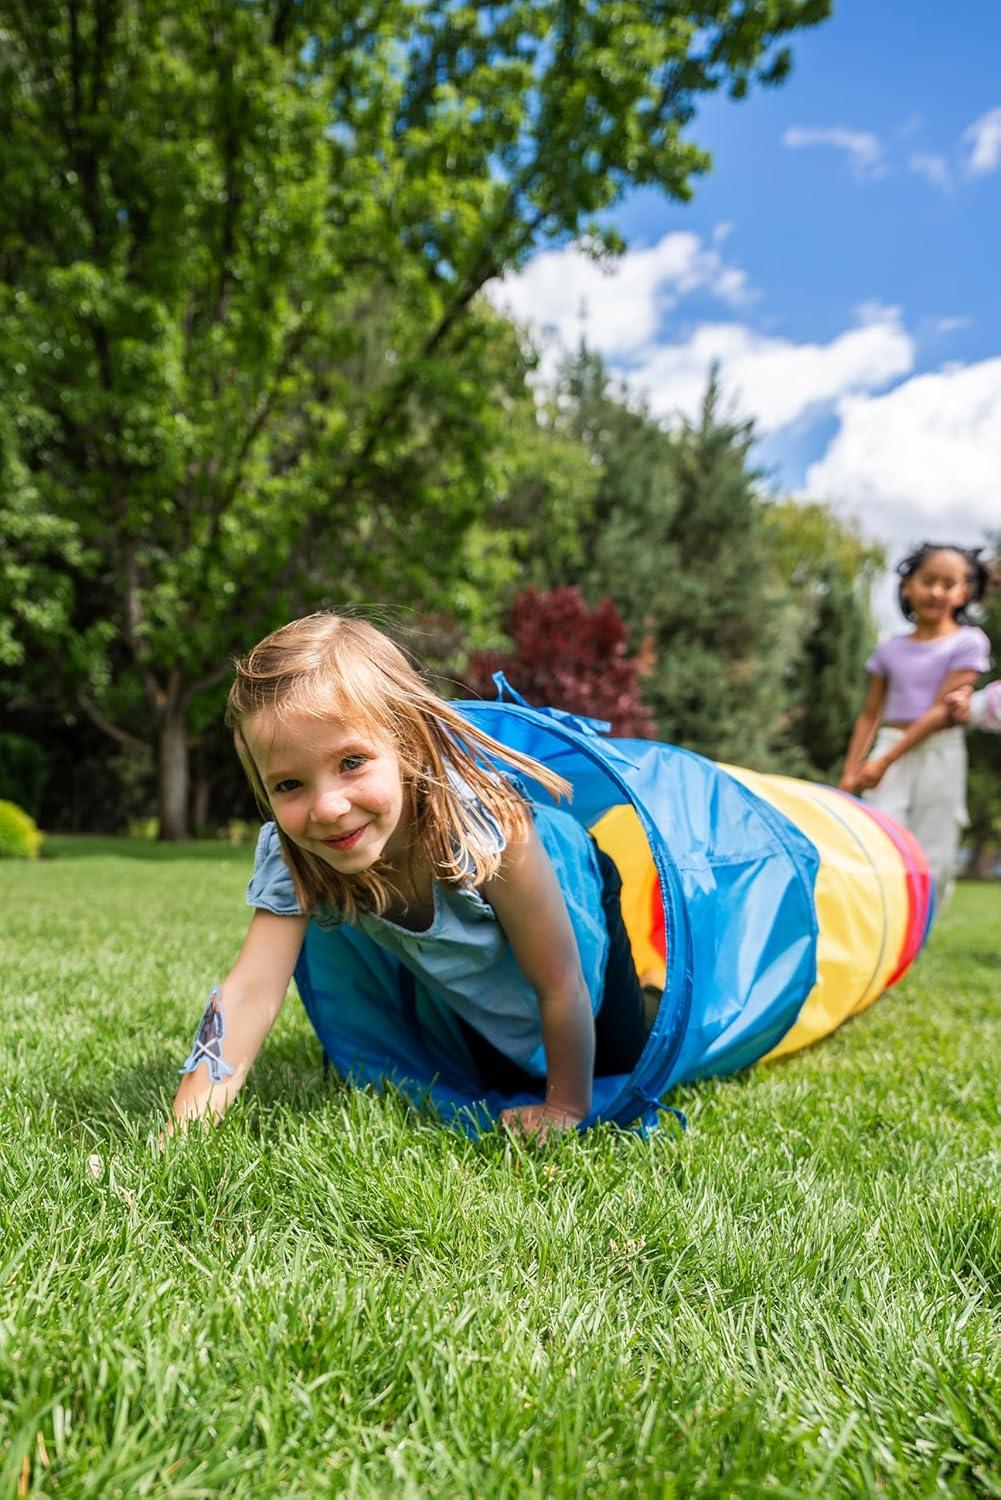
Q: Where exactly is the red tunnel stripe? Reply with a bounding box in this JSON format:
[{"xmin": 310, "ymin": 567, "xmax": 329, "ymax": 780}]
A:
[{"xmin": 843, "ymin": 796, "xmax": 932, "ymax": 988}]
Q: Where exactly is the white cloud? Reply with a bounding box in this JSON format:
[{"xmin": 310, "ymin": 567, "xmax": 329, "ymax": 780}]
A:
[
  {"xmin": 490, "ymin": 231, "xmax": 751, "ymax": 368},
  {"xmin": 909, "ymin": 151, "xmax": 952, "ymax": 192},
  {"xmin": 493, "ymin": 239, "xmax": 913, "ymax": 435},
  {"xmin": 964, "ymin": 107, "xmax": 1001, "ymax": 175},
  {"xmin": 805, "ymin": 357, "xmax": 1001, "ymax": 559},
  {"xmin": 493, "ymin": 234, "xmax": 999, "ymax": 634},
  {"xmin": 627, "ymin": 305, "xmax": 914, "ymax": 434},
  {"xmin": 803, "ymin": 359, "xmax": 1001, "ymax": 629},
  {"xmin": 782, "ymin": 125, "xmax": 884, "ymax": 178}
]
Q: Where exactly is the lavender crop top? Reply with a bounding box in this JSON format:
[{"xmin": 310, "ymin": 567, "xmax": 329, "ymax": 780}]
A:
[{"xmin": 866, "ymin": 625, "xmax": 991, "ymax": 722}]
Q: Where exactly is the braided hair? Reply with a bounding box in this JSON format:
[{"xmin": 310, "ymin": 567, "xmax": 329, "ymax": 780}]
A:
[{"xmin": 896, "ymin": 542, "xmax": 993, "ymax": 622}]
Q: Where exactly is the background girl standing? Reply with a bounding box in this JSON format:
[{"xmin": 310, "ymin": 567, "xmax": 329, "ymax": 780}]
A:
[{"xmin": 839, "ymin": 543, "xmax": 992, "ymax": 900}]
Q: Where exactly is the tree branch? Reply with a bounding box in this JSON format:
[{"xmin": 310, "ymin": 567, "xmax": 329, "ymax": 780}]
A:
[
  {"xmin": 77, "ymin": 692, "xmax": 151, "ymax": 752},
  {"xmin": 187, "ymin": 657, "xmax": 238, "ymax": 699}
]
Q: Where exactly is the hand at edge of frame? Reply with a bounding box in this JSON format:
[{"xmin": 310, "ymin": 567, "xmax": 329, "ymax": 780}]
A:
[{"xmin": 943, "ymin": 686, "xmax": 974, "ymax": 724}]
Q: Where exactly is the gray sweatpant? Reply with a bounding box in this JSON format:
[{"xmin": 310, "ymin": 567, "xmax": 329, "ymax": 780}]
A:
[{"xmin": 863, "ymin": 724, "xmax": 968, "ymax": 902}]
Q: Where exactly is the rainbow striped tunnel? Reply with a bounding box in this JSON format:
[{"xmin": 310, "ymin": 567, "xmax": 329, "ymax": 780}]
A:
[{"xmin": 293, "ymin": 689, "xmax": 932, "ymax": 1132}]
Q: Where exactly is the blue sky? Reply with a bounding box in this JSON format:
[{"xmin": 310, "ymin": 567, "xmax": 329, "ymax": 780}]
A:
[{"xmin": 494, "ymin": 0, "xmax": 1001, "ymax": 621}]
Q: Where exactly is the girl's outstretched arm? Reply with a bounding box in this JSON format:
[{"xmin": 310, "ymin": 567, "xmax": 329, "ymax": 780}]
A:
[
  {"xmin": 169, "ymin": 909, "xmax": 308, "ymax": 1130},
  {"xmin": 855, "ymin": 668, "xmax": 980, "ymax": 790},
  {"xmin": 483, "ymin": 823, "xmax": 595, "ymax": 1140},
  {"xmin": 838, "ymin": 675, "xmax": 887, "ymax": 792}
]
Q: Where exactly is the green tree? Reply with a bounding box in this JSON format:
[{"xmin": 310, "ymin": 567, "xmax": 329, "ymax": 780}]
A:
[
  {"xmin": 550, "ymin": 347, "xmax": 681, "ymax": 608},
  {"xmin": 542, "ymin": 357, "xmax": 789, "ymax": 763},
  {"xmin": 489, "ymin": 354, "xmax": 883, "ymax": 774},
  {"xmin": 638, "ymin": 379, "xmax": 795, "ymax": 763},
  {"xmin": 1, "ymin": 0, "xmax": 831, "ymax": 836},
  {"xmin": 765, "ymin": 499, "xmax": 884, "ymax": 777}
]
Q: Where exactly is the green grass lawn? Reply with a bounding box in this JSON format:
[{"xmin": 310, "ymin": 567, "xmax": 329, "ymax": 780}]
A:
[{"xmin": 1, "ymin": 839, "xmax": 999, "ymax": 1498}]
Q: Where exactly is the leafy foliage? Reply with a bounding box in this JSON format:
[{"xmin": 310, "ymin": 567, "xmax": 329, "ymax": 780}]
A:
[
  {"xmin": 542, "ymin": 356, "xmax": 791, "ymax": 765},
  {"xmin": 765, "ymin": 499, "xmax": 884, "ymax": 777},
  {"xmin": 0, "ymin": 799, "xmax": 43, "ymax": 859},
  {"xmin": 464, "ymin": 587, "xmax": 656, "ymax": 737},
  {"xmin": 0, "ymin": 0, "xmax": 831, "ymax": 834}
]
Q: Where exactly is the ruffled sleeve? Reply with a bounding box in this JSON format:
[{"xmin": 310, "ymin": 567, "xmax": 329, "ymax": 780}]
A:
[
  {"xmin": 864, "ymin": 638, "xmax": 888, "ymax": 677},
  {"xmin": 444, "ymin": 764, "xmax": 526, "ymax": 879},
  {"xmin": 951, "ymin": 626, "xmax": 992, "ymax": 675},
  {"xmin": 246, "ymin": 821, "xmax": 303, "ymax": 916}
]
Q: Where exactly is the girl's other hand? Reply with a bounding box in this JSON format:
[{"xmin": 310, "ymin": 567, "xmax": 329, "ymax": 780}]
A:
[
  {"xmin": 856, "ymin": 757, "xmax": 889, "ymax": 791},
  {"xmin": 500, "ymin": 1102, "xmax": 585, "ymax": 1143},
  {"xmin": 837, "ymin": 769, "xmax": 861, "ymax": 793}
]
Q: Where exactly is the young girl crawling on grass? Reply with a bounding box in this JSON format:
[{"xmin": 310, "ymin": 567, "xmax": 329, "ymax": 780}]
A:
[{"xmin": 171, "ymin": 613, "xmax": 651, "ymax": 1140}]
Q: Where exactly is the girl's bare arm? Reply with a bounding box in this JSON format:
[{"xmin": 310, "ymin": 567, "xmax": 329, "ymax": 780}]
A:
[
  {"xmin": 856, "ymin": 668, "xmax": 979, "ymax": 789},
  {"xmin": 169, "ymin": 909, "xmax": 308, "ymax": 1128},
  {"xmin": 838, "ymin": 675, "xmax": 887, "ymax": 791},
  {"xmin": 484, "ymin": 822, "xmax": 595, "ymax": 1132}
]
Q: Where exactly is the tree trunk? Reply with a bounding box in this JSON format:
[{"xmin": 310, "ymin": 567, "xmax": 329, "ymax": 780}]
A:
[{"xmin": 158, "ymin": 701, "xmax": 190, "ymax": 840}]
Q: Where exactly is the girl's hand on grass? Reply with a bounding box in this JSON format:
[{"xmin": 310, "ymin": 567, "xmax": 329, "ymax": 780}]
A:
[
  {"xmin": 856, "ymin": 757, "xmax": 889, "ymax": 791},
  {"xmin": 500, "ymin": 1103, "xmax": 585, "ymax": 1143}
]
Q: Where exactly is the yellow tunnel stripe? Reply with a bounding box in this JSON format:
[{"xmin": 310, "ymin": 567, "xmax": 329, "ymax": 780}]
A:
[{"xmin": 591, "ymin": 770, "xmax": 912, "ymax": 1066}]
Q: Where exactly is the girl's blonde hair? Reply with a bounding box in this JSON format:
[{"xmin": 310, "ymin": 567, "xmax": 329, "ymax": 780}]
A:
[{"xmin": 226, "ymin": 612, "xmax": 571, "ymax": 922}]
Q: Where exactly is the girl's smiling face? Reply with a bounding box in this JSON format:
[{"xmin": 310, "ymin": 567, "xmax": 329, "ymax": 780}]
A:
[
  {"xmin": 902, "ymin": 548, "xmax": 971, "ymax": 628},
  {"xmin": 244, "ymin": 709, "xmax": 408, "ymax": 873}
]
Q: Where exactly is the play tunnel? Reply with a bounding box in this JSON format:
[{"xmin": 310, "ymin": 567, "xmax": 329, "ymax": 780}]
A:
[{"xmin": 293, "ymin": 687, "xmax": 932, "ymax": 1132}]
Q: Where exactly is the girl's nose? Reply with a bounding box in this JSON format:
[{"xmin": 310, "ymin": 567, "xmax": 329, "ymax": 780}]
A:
[{"xmin": 312, "ymin": 785, "xmax": 352, "ymax": 822}]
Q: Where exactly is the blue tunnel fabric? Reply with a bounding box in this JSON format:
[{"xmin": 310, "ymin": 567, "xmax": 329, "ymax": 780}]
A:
[{"xmin": 291, "ymin": 694, "xmax": 822, "ymax": 1133}]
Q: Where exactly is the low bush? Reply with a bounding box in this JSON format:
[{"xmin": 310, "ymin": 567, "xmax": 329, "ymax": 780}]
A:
[
  {"xmin": 0, "ymin": 799, "xmax": 44, "ymax": 859},
  {"xmin": 464, "ymin": 586, "xmax": 656, "ymax": 737}
]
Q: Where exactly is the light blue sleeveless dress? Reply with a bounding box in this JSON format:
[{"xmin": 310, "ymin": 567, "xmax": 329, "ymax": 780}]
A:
[{"xmin": 247, "ymin": 801, "xmax": 609, "ymax": 1079}]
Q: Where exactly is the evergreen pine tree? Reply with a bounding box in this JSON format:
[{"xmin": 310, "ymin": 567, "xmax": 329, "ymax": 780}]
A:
[
  {"xmin": 764, "ymin": 498, "xmax": 883, "ymax": 778},
  {"xmin": 651, "ymin": 382, "xmax": 786, "ymax": 761},
  {"xmin": 791, "ymin": 566, "xmax": 873, "ymax": 777}
]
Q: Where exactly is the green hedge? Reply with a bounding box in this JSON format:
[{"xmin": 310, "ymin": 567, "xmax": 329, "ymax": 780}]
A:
[{"xmin": 0, "ymin": 800, "xmax": 43, "ymax": 859}]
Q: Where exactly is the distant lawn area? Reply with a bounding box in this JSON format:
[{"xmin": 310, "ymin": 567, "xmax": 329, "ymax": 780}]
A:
[{"xmin": 1, "ymin": 838, "xmax": 999, "ymax": 1497}]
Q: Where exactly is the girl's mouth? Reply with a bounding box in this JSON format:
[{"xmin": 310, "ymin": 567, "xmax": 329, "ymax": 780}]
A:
[{"xmin": 321, "ymin": 825, "xmax": 367, "ymax": 852}]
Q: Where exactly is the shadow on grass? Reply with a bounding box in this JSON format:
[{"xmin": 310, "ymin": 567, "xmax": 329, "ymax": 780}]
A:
[
  {"xmin": 43, "ymin": 836, "xmax": 254, "ymax": 863},
  {"xmin": 46, "ymin": 1030, "xmax": 341, "ymax": 1134},
  {"xmin": 45, "ymin": 1030, "xmax": 516, "ymax": 1153}
]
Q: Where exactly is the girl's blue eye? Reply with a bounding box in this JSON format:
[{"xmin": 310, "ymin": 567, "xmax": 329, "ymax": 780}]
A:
[
  {"xmin": 341, "ymin": 754, "xmax": 367, "ymax": 772},
  {"xmin": 273, "ymin": 779, "xmax": 301, "ymax": 795}
]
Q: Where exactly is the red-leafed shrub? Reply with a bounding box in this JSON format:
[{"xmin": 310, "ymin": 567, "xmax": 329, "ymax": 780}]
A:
[{"xmin": 464, "ymin": 588, "xmax": 656, "ymax": 738}]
